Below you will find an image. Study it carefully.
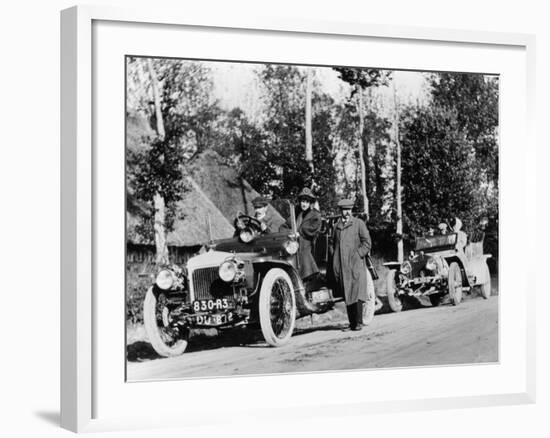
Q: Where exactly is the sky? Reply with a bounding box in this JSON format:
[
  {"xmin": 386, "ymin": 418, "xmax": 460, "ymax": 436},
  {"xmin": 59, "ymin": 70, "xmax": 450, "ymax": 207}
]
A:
[{"xmin": 208, "ymin": 60, "xmax": 430, "ymax": 119}]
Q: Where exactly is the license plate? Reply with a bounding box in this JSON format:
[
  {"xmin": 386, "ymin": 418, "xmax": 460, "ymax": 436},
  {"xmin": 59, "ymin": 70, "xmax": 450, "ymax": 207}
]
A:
[
  {"xmin": 195, "ymin": 312, "xmax": 234, "ymax": 326},
  {"xmin": 192, "ymin": 298, "xmax": 234, "ymax": 312}
]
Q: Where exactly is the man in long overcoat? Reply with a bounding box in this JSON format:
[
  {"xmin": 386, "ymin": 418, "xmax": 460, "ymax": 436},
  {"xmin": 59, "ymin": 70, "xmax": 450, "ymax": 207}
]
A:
[
  {"xmin": 296, "ymin": 188, "xmax": 322, "ymax": 280},
  {"xmin": 331, "ymin": 199, "xmax": 372, "ymax": 331}
]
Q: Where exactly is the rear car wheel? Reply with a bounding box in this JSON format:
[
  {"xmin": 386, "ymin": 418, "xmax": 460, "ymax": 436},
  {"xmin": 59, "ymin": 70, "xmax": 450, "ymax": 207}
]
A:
[
  {"xmin": 479, "ymin": 263, "xmax": 491, "ymax": 299},
  {"xmin": 143, "ymin": 287, "xmax": 188, "ymax": 357},
  {"xmin": 259, "ymin": 268, "xmax": 296, "ymax": 347},
  {"xmin": 448, "ymin": 262, "xmax": 463, "ymax": 306},
  {"xmin": 386, "ymin": 270, "xmax": 403, "ymax": 312},
  {"xmin": 362, "ymin": 268, "xmax": 376, "ymax": 325}
]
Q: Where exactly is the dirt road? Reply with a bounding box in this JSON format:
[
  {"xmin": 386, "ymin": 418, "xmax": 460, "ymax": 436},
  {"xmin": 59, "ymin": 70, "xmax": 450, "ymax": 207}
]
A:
[{"xmin": 126, "ymin": 295, "xmax": 498, "ymax": 381}]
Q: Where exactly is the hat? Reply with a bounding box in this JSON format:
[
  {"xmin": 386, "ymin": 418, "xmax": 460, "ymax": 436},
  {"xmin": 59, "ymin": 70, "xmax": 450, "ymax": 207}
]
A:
[
  {"xmin": 438, "ymin": 223, "xmax": 448, "ymax": 230},
  {"xmin": 337, "ymin": 199, "xmax": 354, "ymax": 209},
  {"xmin": 252, "ymin": 196, "xmax": 269, "ymax": 208},
  {"xmin": 297, "ymin": 187, "xmax": 316, "ymax": 201}
]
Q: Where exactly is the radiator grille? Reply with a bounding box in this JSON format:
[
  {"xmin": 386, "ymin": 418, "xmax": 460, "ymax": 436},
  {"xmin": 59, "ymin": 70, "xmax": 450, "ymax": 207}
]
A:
[{"xmin": 191, "ymin": 267, "xmax": 233, "ymax": 300}]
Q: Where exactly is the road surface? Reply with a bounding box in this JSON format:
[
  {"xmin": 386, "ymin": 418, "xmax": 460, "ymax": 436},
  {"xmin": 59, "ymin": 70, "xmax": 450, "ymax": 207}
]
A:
[{"xmin": 126, "ymin": 294, "xmax": 498, "ymax": 381}]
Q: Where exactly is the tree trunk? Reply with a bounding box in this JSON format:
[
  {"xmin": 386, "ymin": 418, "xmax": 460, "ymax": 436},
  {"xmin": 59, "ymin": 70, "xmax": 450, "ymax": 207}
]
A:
[
  {"xmin": 146, "ymin": 58, "xmax": 169, "ymax": 266},
  {"xmin": 305, "ymin": 69, "xmax": 314, "ymax": 176},
  {"xmin": 153, "ymin": 193, "xmax": 169, "ymax": 265},
  {"xmin": 357, "ymin": 90, "xmax": 369, "ymax": 218},
  {"xmin": 392, "ymin": 82, "xmax": 404, "ymax": 263}
]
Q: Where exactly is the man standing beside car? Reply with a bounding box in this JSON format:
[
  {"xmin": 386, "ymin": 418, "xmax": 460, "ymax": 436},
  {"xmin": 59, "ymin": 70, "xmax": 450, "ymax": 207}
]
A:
[
  {"xmin": 295, "ymin": 187, "xmax": 322, "ymax": 281},
  {"xmin": 331, "ymin": 199, "xmax": 372, "ymax": 331}
]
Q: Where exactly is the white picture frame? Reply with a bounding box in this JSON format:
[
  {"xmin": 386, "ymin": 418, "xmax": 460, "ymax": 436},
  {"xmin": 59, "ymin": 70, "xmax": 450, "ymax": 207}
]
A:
[{"xmin": 60, "ymin": 5, "xmax": 536, "ymax": 433}]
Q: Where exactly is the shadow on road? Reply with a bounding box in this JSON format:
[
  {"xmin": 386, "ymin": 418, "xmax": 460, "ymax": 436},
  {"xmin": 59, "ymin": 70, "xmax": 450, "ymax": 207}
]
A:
[
  {"xmin": 127, "ymin": 341, "xmax": 162, "ymax": 361},
  {"xmin": 127, "ymin": 322, "xmax": 353, "ymax": 361}
]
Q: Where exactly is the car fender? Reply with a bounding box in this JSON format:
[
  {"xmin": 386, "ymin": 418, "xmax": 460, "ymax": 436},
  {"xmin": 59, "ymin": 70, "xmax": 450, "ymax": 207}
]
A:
[
  {"xmin": 443, "ymin": 255, "xmax": 469, "ymax": 286},
  {"xmin": 468, "ymin": 255, "xmax": 491, "ymax": 286},
  {"xmin": 252, "ymin": 260, "xmax": 314, "ymax": 317}
]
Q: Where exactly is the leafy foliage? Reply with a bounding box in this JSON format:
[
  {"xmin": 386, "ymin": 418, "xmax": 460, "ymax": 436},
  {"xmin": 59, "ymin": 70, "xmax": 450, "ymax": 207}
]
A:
[
  {"xmin": 126, "ymin": 57, "xmax": 220, "ymax": 240},
  {"xmin": 428, "ymin": 73, "xmax": 499, "ymax": 184},
  {"xmin": 333, "ymin": 68, "xmax": 392, "ymax": 94},
  {"xmin": 253, "ymin": 65, "xmax": 339, "ymax": 207},
  {"xmin": 400, "ymin": 105, "xmax": 485, "ymax": 236}
]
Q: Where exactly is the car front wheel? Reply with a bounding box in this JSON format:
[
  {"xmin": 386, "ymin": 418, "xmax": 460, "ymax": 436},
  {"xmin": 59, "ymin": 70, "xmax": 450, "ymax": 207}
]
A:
[
  {"xmin": 448, "ymin": 262, "xmax": 463, "ymax": 305},
  {"xmin": 386, "ymin": 270, "xmax": 403, "ymax": 312},
  {"xmin": 259, "ymin": 268, "xmax": 296, "ymax": 347},
  {"xmin": 362, "ymin": 268, "xmax": 376, "ymax": 325},
  {"xmin": 143, "ymin": 287, "xmax": 189, "ymax": 357}
]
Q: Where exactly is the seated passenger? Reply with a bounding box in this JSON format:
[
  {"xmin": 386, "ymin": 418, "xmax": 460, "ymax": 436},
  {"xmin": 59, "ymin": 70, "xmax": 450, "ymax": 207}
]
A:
[
  {"xmin": 295, "ymin": 188, "xmax": 322, "ymax": 281},
  {"xmin": 451, "ymin": 217, "xmax": 468, "ymax": 253}
]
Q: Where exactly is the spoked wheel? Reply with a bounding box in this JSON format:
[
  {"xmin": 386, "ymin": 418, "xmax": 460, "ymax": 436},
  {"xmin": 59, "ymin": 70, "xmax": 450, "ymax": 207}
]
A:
[
  {"xmin": 479, "ymin": 263, "xmax": 492, "ymax": 299},
  {"xmin": 362, "ymin": 268, "xmax": 376, "ymax": 325},
  {"xmin": 386, "ymin": 270, "xmax": 403, "ymax": 312},
  {"xmin": 259, "ymin": 268, "xmax": 296, "ymax": 347},
  {"xmin": 143, "ymin": 287, "xmax": 189, "ymax": 357},
  {"xmin": 448, "ymin": 262, "xmax": 463, "ymax": 306}
]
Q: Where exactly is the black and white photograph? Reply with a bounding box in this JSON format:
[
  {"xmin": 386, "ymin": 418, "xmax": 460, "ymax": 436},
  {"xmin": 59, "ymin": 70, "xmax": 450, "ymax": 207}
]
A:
[{"xmin": 125, "ymin": 56, "xmax": 499, "ymax": 381}]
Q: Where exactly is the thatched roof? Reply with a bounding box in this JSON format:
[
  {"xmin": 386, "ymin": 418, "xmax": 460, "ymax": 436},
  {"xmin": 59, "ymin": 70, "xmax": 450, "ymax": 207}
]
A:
[
  {"xmin": 188, "ymin": 149, "xmax": 285, "ymax": 225},
  {"xmin": 126, "ymin": 177, "xmax": 234, "ymax": 246}
]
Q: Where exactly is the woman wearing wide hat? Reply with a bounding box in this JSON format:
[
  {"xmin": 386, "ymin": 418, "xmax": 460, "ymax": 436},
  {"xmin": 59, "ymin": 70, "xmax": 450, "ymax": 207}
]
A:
[{"xmin": 295, "ymin": 188, "xmax": 322, "ymax": 281}]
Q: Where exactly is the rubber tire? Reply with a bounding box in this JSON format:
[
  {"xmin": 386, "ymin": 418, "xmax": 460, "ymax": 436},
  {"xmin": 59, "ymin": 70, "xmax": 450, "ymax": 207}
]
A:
[
  {"xmin": 448, "ymin": 262, "xmax": 463, "ymax": 306},
  {"xmin": 386, "ymin": 270, "xmax": 403, "ymax": 312},
  {"xmin": 480, "ymin": 263, "xmax": 491, "ymax": 299},
  {"xmin": 143, "ymin": 287, "xmax": 188, "ymax": 357},
  {"xmin": 259, "ymin": 268, "xmax": 296, "ymax": 347},
  {"xmin": 362, "ymin": 268, "xmax": 376, "ymax": 326}
]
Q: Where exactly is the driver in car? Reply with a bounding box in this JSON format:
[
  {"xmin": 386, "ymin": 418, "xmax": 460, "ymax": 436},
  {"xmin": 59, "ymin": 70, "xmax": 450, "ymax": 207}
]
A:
[{"xmin": 252, "ymin": 196, "xmax": 285, "ymax": 234}]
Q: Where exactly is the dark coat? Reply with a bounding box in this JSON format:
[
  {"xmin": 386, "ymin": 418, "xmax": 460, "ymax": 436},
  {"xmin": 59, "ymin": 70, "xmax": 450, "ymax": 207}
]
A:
[
  {"xmin": 296, "ymin": 208, "xmax": 322, "ymax": 279},
  {"xmin": 331, "ymin": 216, "xmax": 372, "ymax": 304}
]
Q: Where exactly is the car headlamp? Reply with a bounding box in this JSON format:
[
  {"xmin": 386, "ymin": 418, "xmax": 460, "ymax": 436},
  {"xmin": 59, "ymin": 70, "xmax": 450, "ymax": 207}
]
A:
[
  {"xmin": 401, "ymin": 261, "xmax": 412, "ymax": 275},
  {"xmin": 219, "ymin": 260, "xmax": 237, "ymax": 282},
  {"xmin": 425, "ymin": 257, "xmax": 437, "ymax": 271},
  {"xmin": 239, "ymin": 229, "xmax": 254, "ymax": 243},
  {"xmin": 155, "ymin": 269, "xmax": 174, "ymax": 290},
  {"xmin": 284, "ymin": 240, "xmax": 299, "ymax": 255}
]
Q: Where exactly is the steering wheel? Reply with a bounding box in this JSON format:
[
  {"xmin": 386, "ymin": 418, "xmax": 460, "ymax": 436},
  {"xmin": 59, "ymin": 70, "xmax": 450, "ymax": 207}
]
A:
[{"xmin": 234, "ymin": 214, "xmax": 263, "ymax": 232}]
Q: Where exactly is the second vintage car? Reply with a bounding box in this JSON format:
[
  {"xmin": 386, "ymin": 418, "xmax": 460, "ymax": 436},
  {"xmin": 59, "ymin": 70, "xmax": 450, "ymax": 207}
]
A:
[
  {"xmin": 383, "ymin": 228, "xmax": 492, "ymax": 312},
  {"xmin": 143, "ymin": 201, "xmax": 377, "ymax": 357}
]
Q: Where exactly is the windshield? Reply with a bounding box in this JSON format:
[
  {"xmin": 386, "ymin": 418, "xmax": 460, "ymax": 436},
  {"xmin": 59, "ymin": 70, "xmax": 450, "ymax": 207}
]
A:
[{"xmin": 415, "ymin": 233, "xmax": 457, "ymax": 251}]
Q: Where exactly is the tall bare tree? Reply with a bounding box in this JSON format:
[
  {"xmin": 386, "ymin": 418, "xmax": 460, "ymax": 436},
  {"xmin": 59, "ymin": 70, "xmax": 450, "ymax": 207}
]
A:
[
  {"xmin": 146, "ymin": 58, "xmax": 170, "ymax": 266},
  {"xmin": 332, "ymin": 67, "xmax": 391, "ymax": 216},
  {"xmin": 356, "ymin": 90, "xmax": 369, "ymax": 218},
  {"xmin": 305, "ymin": 69, "xmax": 314, "ymax": 176},
  {"xmin": 392, "ymin": 82, "xmax": 404, "ymax": 263}
]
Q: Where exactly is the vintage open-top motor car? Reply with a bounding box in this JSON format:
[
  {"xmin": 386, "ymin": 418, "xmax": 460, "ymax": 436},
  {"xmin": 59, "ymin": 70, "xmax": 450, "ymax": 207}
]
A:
[
  {"xmin": 383, "ymin": 229, "xmax": 492, "ymax": 312},
  {"xmin": 143, "ymin": 202, "xmax": 377, "ymax": 357}
]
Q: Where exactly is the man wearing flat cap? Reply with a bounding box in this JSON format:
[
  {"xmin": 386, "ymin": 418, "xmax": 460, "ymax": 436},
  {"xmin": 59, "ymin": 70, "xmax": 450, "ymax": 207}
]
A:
[
  {"xmin": 251, "ymin": 195, "xmax": 285, "ymax": 234},
  {"xmin": 295, "ymin": 188, "xmax": 322, "ymax": 280},
  {"xmin": 331, "ymin": 199, "xmax": 372, "ymax": 331}
]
